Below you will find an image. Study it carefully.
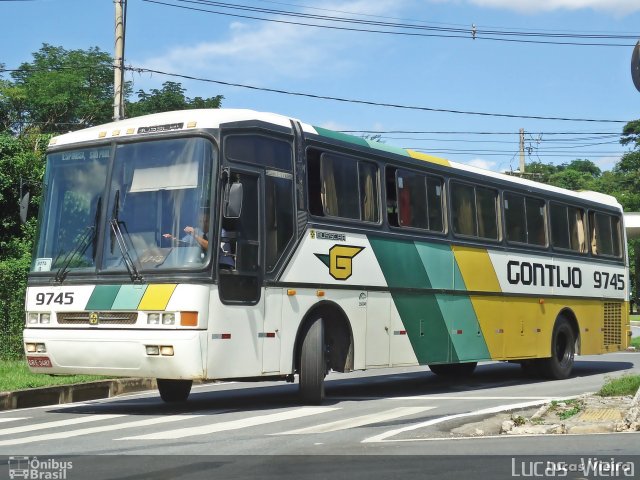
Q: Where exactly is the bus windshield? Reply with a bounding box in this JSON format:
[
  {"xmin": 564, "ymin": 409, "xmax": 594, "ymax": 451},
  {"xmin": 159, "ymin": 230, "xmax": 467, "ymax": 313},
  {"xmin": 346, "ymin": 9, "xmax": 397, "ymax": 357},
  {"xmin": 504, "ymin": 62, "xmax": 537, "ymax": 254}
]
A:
[{"xmin": 31, "ymin": 136, "xmax": 215, "ymax": 275}]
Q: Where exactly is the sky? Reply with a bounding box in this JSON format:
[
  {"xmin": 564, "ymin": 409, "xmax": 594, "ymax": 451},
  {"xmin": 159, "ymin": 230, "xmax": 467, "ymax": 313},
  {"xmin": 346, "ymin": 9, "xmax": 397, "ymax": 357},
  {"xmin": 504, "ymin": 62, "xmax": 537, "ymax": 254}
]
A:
[{"xmin": 1, "ymin": 0, "xmax": 640, "ymax": 172}]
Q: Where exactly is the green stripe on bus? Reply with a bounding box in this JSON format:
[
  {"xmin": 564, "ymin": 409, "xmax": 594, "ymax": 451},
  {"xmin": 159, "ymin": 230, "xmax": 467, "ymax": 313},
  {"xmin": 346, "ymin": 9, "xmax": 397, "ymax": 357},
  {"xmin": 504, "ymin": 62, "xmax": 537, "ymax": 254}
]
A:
[
  {"xmin": 85, "ymin": 285, "xmax": 121, "ymax": 310},
  {"xmin": 370, "ymin": 237, "xmax": 491, "ymax": 364},
  {"xmin": 313, "ymin": 126, "xmax": 370, "ymax": 148},
  {"xmin": 112, "ymin": 284, "xmax": 148, "ymax": 310},
  {"xmin": 369, "ymin": 237, "xmax": 452, "ymax": 363},
  {"xmin": 365, "ymin": 140, "xmax": 410, "ymax": 157}
]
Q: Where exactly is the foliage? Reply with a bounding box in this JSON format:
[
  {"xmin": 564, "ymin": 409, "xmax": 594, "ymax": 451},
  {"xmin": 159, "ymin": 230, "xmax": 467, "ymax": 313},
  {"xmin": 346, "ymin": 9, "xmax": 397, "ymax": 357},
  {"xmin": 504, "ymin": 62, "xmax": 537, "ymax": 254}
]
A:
[
  {"xmin": 0, "ymin": 359, "xmax": 106, "ymax": 391},
  {"xmin": 621, "ymin": 119, "xmax": 640, "ymax": 150},
  {"xmin": 597, "ymin": 374, "xmax": 640, "ymax": 397},
  {"xmin": 126, "ymin": 81, "xmax": 223, "ymax": 118},
  {"xmin": 2, "ymin": 44, "xmax": 115, "ymax": 133}
]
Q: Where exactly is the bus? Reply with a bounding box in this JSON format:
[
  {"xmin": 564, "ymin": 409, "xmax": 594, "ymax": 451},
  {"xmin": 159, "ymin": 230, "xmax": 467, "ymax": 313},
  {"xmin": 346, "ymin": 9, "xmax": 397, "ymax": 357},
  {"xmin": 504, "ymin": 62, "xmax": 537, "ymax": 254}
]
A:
[{"xmin": 23, "ymin": 109, "xmax": 631, "ymax": 404}]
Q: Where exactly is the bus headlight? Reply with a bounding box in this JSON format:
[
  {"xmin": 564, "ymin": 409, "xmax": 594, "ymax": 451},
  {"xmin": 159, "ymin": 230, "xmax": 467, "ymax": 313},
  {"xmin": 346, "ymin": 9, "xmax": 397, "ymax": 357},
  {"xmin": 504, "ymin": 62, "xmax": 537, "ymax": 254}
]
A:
[
  {"xmin": 40, "ymin": 313, "xmax": 51, "ymax": 324},
  {"xmin": 147, "ymin": 313, "xmax": 160, "ymax": 325},
  {"xmin": 162, "ymin": 313, "xmax": 175, "ymax": 325},
  {"xmin": 27, "ymin": 313, "xmax": 39, "ymax": 325}
]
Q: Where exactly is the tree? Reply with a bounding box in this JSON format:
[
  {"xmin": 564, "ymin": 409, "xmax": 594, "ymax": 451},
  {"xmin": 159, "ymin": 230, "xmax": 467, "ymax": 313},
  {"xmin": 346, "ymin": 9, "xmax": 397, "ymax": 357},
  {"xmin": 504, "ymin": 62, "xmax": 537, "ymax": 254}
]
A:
[
  {"xmin": 621, "ymin": 119, "xmax": 640, "ymax": 150},
  {"xmin": 127, "ymin": 81, "xmax": 223, "ymax": 118},
  {"xmin": 4, "ymin": 44, "xmax": 114, "ymax": 133}
]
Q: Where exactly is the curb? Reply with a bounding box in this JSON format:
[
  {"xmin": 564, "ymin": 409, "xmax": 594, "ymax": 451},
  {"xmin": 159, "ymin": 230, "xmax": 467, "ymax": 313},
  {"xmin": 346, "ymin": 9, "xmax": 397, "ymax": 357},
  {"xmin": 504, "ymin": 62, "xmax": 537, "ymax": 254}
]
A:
[{"xmin": 0, "ymin": 378, "xmax": 157, "ymax": 411}]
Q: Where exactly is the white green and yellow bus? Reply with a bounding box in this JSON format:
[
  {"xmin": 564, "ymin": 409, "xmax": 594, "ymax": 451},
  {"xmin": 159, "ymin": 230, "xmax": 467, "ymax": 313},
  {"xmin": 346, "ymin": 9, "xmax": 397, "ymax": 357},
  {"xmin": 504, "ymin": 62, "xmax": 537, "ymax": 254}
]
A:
[{"xmin": 24, "ymin": 109, "xmax": 631, "ymax": 404}]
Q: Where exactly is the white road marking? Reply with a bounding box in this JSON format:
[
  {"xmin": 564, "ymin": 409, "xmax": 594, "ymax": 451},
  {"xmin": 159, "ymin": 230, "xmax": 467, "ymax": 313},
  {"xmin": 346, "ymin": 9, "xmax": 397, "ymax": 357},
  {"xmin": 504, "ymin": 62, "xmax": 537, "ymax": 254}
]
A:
[
  {"xmin": 0, "ymin": 417, "xmax": 28, "ymax": 424},
  {"xmin": 0, "ymin": 414, "xmax": 124, "ymax": 437},
  {"xmin": 273, "ymin": 406, "xmax": 435, "ymax": 435},
  {"xmin": 332, "ymin": 395, "xmax": 553, "ymax": 402},
  {"xmin": 362, "ymin": 399, "xmax": 551, "ymax": 443},
  {"xmin": 0, "ymin": 414, "xmax": 202, "ymax": 446},
  {"xmin": 117, "ymin": 407, "xmax": 338, "ymax": 441},
  {"xmin": 388, "ymin": 396, "xmax": 554, "ymax": 401}
]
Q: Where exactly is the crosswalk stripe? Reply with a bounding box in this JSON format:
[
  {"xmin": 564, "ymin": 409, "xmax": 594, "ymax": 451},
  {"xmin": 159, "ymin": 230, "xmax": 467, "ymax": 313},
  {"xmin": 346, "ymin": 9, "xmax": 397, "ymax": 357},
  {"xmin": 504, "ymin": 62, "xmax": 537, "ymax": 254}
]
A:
[
  {"xmin": 0, "ymin": 417, "xmax": 29, "ymax": 424},
  {"xmin": 273, "ymin": 406, "xmax": 436, "ymax": 435},
  {"xmin": 0, "ymin": 414, "xmax": 124, "ymax": 437},
  {"xmin": 117, "ymin": 406, "xmax": 338, "ymax": 441},
  {"xmin": 0, "ymin": 414, "xmax": 203, "ymax": 446}
]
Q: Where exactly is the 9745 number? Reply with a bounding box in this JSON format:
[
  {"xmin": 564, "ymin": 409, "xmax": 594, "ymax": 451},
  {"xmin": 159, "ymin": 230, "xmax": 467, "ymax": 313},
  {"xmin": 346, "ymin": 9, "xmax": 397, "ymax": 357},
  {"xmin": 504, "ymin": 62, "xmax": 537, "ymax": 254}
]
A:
[
  {"xmin": 35, "ymin": 292, "xmax": 74, "ymax": 305},
  {"xmin": 593, "ymin": 272, "xmax": 625, "ymax": 291}
]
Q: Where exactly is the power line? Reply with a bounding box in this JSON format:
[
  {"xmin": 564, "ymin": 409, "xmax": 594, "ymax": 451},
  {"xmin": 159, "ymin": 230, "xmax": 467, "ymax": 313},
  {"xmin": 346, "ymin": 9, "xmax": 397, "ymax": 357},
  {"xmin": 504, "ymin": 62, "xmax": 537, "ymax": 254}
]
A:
[
  {"xmin": 125, "ymin": 65, "xmax": 629, "ymax": 123},
  {"xmin": 254, "ymin": 0, "xmax": 640, "ymax": 37},
  {"xmin": 141, "ymin": 0, "xmax": 637, "ymax": 47},
  {"xmin": 341, "ymin": 130, "xmax": 622, "ymax": 135}
]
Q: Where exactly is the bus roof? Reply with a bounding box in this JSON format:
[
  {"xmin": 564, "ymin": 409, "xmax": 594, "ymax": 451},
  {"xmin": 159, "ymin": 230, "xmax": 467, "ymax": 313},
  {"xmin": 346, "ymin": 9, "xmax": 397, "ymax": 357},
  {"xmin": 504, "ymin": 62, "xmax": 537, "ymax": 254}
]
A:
[{"xmin": 48, "ymin": 108, "xmax": 622, "ymax": 210}]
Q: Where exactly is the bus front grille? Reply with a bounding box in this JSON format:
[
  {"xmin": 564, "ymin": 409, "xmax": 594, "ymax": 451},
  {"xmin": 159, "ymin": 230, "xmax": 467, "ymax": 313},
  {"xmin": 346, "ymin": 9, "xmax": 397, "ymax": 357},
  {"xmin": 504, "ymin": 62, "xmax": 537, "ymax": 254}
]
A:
[
  {"xmin": 603, "ymin": 302, "xmax": 622, "ymax": 346},
  {"xmin": 57, "ymin": 312, "xmax": 139, "ymax": 325}
]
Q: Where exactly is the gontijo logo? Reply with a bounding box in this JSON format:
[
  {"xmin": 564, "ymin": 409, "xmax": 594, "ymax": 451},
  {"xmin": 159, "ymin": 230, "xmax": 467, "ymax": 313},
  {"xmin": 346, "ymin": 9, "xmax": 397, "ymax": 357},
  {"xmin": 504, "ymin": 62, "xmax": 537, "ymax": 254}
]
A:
[{"xmin": 315, "ymin": 245, "xmax": 364, "ymax": 280}]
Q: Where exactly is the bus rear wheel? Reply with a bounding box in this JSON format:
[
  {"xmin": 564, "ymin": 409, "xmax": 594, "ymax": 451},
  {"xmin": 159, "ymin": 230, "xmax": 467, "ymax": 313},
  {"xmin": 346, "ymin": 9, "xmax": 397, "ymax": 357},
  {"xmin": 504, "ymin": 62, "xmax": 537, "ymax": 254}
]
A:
[
  {"xmin": 298, "ymin": 316, "xmax": 326, "ymax": 405},
  {"xmin": 157, "ymin": 379, "xmax": 192, "ymax": 402},
  {"xmin": 428, "ymin": 362, "xmax": 477, "ymax": 377},
  {"xmin": 539, "ymin": 316, "xmax": 575, "ymax": 380}
]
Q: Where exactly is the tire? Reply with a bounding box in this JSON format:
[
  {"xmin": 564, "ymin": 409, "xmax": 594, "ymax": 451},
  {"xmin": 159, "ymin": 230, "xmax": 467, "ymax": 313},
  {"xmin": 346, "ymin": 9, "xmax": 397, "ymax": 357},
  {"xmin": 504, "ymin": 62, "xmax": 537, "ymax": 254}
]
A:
[
  {"xmin": 157, "ymin": 379, "xmax": 192, "ymax": 403},
  {"xmin": 299, "ymin": 316, "xmax": 326, "ymax": 405},
  {"xmin": 428, "ymin": 362, "xmax": 477, "ymax": 377},
  {"xmin": 539, "ymin": 316, "xmax": 575, "ymax": 380}
]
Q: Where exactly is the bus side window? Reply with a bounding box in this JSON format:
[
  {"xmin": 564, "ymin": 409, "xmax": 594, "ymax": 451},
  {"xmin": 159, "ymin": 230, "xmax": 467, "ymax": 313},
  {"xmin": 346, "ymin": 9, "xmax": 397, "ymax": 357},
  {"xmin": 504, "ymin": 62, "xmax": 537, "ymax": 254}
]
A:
[
  {"xmin": 451, "ymin": 182, "xmax": 476, "ymax": 236},
  {"xmin": 551, "ymin": 202, "xmax": 586, "ymax": 254},
  {"xmin": 385, "ymin": 167, "xmax": 399, "ymax": 227},
  {"xmin": 590, "ymin": 211, "xmax": 621, "ymax": 257},
  {"xmin": 265, "ymin": 173, "xmax": 294, "ymax": 272},
  {"xmin": 307, "ymin": 150, "xmax": 380, "ymax": 223}
]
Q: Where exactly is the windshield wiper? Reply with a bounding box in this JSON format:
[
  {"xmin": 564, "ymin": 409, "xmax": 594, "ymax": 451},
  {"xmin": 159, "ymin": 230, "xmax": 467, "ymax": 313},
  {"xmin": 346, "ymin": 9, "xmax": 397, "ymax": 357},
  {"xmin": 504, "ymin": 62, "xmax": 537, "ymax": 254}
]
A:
[
  {"xmin": 53, "ymin": 226, "xmax": 95, "ymax": 283},
  {"xmin": 109, "ymin": 189, "xmax": 143, "ymax": 283},
  {"xmin": 53, "ymin": 196, "xmax": 102, "ymax": 284}
]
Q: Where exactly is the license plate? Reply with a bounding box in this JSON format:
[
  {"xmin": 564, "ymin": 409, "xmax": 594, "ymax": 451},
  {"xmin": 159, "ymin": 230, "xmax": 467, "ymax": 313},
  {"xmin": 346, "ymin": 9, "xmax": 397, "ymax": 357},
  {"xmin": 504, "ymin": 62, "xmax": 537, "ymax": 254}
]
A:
[{"xmin": 27, "ymin": 356, "xmax": 52, "ymax": 368}]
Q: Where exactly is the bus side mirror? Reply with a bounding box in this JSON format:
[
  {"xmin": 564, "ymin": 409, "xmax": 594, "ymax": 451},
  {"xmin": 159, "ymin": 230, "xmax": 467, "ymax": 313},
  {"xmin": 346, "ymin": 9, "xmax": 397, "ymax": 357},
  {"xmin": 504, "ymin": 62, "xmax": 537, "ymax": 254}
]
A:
[
  {"xmin": 224, "ymin": 182, "xmax": 243, "ymax": 219},
  {"xmin": 19, "ymin": 192, "xmax": 30, "ymax": 224}
]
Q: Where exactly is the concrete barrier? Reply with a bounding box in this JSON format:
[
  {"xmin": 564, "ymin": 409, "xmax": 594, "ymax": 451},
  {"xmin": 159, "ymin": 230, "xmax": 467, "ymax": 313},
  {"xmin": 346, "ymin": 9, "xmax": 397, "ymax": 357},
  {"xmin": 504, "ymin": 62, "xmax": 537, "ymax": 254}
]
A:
[{"xmin": 0, "ymin": 378, "xmax": 157, "ymax": 411}]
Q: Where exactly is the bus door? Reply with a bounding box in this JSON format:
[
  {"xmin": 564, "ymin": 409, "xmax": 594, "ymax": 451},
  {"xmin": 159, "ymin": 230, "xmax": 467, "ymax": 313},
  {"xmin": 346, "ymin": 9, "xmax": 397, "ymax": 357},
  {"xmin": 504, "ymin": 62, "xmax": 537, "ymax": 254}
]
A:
[
  {"xmin": 218, "ymin": 131, "xmax": 296, "ymax": 375},
  {"xmin": 215, "ymin": 170, "xmax": 267, "ymax": 377}
]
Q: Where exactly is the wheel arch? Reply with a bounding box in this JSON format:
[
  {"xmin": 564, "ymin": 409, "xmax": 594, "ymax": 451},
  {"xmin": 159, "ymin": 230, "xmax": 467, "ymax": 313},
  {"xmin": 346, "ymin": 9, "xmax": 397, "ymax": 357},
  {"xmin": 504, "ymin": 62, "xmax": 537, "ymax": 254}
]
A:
[{"xmin": 293, "ymin": 300, "xmax": 354, "ymax": 374}]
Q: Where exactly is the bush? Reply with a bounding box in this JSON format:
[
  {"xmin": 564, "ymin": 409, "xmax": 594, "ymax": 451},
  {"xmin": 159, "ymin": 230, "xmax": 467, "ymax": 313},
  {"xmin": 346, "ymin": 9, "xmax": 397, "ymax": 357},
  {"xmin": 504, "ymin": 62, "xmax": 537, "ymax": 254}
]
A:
[{"xmin": 0, "ymin": 248, "xmax": 31, "ymax": 360}]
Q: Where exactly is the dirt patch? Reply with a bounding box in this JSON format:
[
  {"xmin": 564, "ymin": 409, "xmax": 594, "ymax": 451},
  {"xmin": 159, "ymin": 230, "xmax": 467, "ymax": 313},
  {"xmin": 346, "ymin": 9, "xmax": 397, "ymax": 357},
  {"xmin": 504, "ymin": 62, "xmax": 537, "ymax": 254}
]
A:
[{"xmin": 447, "ymin": 393, "xmax": 639, "ymax": 437}]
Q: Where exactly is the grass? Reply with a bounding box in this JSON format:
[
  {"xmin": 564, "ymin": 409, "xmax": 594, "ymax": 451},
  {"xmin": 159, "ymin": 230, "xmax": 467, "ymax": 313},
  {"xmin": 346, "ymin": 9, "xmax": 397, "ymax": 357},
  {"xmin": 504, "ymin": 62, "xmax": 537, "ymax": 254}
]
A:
[
  {"xmin": 631, "ymin": 336, "xmax": 640, "ymax": 349},
  {"xmin": 549, "ymin": 399, "xmax": 583, "ymax": 420},
  {"xmin": 597, "ymin": 374, "xmax": 640, "ymax": 397},
  {"xmin": 0, "ymin": 360, "xmax": 108, "ymax": 393}
]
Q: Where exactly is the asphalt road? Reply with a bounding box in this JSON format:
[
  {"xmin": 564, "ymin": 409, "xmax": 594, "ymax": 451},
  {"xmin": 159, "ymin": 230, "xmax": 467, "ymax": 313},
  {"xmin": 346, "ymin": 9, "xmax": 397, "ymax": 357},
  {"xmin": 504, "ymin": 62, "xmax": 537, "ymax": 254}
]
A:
[{"xmin": 1, "ymin": 352, "xmax": 639, "ymax": 479}]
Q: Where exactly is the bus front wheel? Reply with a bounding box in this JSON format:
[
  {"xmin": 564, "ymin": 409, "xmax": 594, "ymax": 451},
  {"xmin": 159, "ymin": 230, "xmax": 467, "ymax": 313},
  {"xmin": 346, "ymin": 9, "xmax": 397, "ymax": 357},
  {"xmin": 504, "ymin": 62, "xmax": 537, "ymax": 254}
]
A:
[
  {"xmin": 539, "ymin": 317, "xmax": 575, "ymax": 380},
  {"xmin": 157, "ymin": 379, "xmax": 192, "ymax": 403},
  {"xmin": 298, "ymin": 316, "xmax": 326, "ymax": 405}
]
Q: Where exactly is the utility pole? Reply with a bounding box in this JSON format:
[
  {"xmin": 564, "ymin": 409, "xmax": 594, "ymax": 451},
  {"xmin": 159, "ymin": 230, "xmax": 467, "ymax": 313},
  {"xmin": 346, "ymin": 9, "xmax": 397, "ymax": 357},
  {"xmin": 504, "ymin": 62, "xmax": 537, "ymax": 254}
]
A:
[
  {"xmin": 113, "ymin": 0, "xmax": 126, "ymax": 121},
  {"xmin": 519, "ymin": 128, "xmax": 525, "ymax": 173}
]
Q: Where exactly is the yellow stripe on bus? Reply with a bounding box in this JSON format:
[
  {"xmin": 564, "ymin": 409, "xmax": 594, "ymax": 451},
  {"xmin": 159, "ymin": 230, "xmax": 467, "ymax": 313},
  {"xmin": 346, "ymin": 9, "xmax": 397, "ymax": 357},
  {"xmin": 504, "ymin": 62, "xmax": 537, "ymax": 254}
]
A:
[
  {"xmin": 137, "ymin": 284, "xmax": 178, "ymax": 311},
  {"xmin": 451, "ymin": 246, "xmax": 501, "ymax": 292},
  {"xmin": 406, "ymin": 150, "xmax": 450, "ymax": 167}
]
